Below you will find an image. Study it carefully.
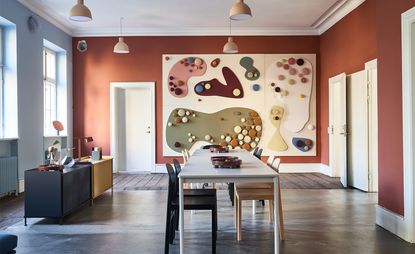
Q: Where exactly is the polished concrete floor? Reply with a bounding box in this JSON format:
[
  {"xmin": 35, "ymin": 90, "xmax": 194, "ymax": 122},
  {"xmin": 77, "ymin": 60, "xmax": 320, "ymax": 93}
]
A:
[{"xmin": 4, "ymin": 189, "xmax": 415, "ymax": 254}]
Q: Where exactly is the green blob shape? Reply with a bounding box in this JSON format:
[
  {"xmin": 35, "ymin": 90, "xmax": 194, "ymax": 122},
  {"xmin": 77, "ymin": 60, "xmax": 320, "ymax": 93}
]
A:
[
  {"xmin": 240, "ymin": 57, "xmax": 260, "ymax": 81},
  {"xmin": 166, "ymin": 107, "xmax": 263, "ymax": 153}
]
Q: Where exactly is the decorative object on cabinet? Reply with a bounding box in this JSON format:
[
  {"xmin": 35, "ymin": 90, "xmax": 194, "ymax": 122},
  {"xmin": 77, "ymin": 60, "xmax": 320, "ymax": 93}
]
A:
[{"xmin": 75, "ymin": 136, "xmax": 93, "ymax": 160}]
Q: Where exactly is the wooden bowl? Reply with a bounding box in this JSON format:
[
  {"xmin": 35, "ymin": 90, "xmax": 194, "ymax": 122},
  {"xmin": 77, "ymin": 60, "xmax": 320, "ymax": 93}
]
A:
[
  {"xmin": 37, "ymin": 164, "xmax": 64, "ymax": 171},
  {"xmin": 210, "ymin": 146, "xmax": 229, "ymax": 153},
  {"xmin": 211, "ymin": 156, "xmax": 242, "ymax": 168}
]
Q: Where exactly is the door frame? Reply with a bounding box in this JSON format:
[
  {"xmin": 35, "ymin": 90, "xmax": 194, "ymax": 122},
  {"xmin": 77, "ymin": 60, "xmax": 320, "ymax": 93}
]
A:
[
  {"xmin": 399, "ymin": 6, "xmax": 415, "ymax": 242},
  {"xmin": 365, "ymin": 59, "xmax": 378, "ymax": 192},
  {"xmin": 110, "ymin": 82, "xmax": 156, "ymax": 173},
  {"xmin": 328, "ymin": 72, "xmax": 347, "ymax": 186}
]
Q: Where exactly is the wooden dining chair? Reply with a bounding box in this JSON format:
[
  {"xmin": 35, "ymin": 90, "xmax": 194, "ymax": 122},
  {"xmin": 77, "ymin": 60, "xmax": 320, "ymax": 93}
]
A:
[
  {"xmin": 233, "ymin": 157, "xmax": 285, "ymax": 241},
  {"xmin": 164, "ymin": 163, "xmax": 218, "ymax": 254}
]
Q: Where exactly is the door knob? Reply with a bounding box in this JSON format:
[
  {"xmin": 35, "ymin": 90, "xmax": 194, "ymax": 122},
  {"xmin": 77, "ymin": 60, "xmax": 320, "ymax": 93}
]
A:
[{"xmin": 146, "ymin": 131, "xmax": 150, "ymax": 134}]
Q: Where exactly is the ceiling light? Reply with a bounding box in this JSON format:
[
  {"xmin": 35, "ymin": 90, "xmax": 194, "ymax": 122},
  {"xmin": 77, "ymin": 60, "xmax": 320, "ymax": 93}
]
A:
[
  {"xmin": 114, "ymin": 18, "xmax": 130, "ymax": 54},
  {"xmin": 69, "ymin": 0, "xmax": 92, "ymax": 22},
  {"xmin": 223, "ymin": 37, "xmax": 239, "ymax": 54},
  {"xmin": 229, "ymin": 0, "xmax": 252, "ymax": 21},
  {"xmin": 223, "ymin": 19, "xmax": 239, "ymax": 54}
]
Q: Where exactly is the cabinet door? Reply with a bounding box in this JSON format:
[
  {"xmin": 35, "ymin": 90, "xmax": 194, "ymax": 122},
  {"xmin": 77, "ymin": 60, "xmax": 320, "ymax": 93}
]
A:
[
  {"xmin": 25, "ymin": 171, "xmax": 62, "ymax": 217},
  {"xmin": 63, "ymin": 166, "xmax": 91, "ymax": 215},
  {"xmin": 92, "ymin": 159, "xmax": 113, "ymax": 198}
]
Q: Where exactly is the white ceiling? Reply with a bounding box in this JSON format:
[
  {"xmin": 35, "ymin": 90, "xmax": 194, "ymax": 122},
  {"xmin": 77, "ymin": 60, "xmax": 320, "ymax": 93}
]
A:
[{"xmin": 17, "ymin": 0, "xmax": 365, "ymax": 37}]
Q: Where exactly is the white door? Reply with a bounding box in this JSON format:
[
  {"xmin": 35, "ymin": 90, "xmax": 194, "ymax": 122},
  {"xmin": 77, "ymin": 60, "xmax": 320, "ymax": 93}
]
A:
[
  {"xmin": 124, "ymin": 88, "xmax": 152, "ymax": 172},
  {"xmin": 347, "ymin": 70, "xmax": 369, "ymax": 191},
  {"xmin": 110, "ymin": 82, "xmax": 156, "ymax": 173},
  {"xmin": 329, "ymin": 73, "xmax": 348, "ymax": 187}
]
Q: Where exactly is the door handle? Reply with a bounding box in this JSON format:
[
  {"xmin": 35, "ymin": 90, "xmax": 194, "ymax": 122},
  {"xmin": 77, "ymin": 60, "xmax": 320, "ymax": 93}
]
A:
[{"xmin": 146, "ymin": 131, "xmax": 151, "ymax": 134}]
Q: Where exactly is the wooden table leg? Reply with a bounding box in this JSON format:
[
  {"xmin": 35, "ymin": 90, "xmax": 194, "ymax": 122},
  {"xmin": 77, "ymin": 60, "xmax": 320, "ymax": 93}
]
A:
[{"xmin": 274, "ymin": 177, "xmax": 280, "ymax": 254}]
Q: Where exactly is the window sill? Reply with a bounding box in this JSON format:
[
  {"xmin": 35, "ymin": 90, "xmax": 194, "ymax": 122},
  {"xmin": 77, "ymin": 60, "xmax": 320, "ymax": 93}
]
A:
[
  {"xmin": 43, "ymin": 136, "xmax": 67, "ymax": 138},
  {"xmin": 0, "ymin": 137, "xmax": 19, "ymax": 141}
]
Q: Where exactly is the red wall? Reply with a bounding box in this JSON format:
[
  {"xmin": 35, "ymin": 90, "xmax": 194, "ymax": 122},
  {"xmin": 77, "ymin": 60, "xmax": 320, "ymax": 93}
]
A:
[
  {"xmin": 72, "ymin": 36, "xmax": 320, "ymax": 164},
  {"xmin": 376, "ymin": 0, "xmax": 415, "ymax": 216},
  {"xmin": 72, "ymin": 0, "xmax": 414, "ymax": 216},
  {"xmin": 319, "ymin": 0, "xmax": 377, "ymax": 165}
]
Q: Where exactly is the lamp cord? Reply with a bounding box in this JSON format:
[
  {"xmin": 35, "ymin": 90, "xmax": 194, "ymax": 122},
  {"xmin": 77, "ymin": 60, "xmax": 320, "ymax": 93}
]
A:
[{"xmin": 120, "ymin": 17, "xmax": 124, "ymax": 37}]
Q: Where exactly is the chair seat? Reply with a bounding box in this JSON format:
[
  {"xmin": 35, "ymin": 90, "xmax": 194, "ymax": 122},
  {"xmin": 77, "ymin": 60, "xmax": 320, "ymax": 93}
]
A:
[
  {"xmin": 184, "ymin": 188, "xmax": 216, "ymax": 196},
  {"xmin": 0, "ymin": 233, "xmax": 17, "ymax": 254},
  {"xmin": 235, "ymin": 182, "xmax": 273, "ymax": 189},
  {"xmin": 172, "ymin": 196, "xmax": 217, "ymax": 210},
  {"xmin": 235, "ymin": 188, "xmax": 274, "ymax": 200}
]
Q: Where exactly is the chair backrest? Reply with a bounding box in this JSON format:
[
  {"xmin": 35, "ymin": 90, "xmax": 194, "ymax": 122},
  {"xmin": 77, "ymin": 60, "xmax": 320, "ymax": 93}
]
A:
[
  {"xmin": 254, "ymin": 148, "xmax": 263, "ymax": 159},
  {"xmin": 270, "ymin": 158, "xmax": 281, "ymax": 173},
  {"xmin": 166, "ymin": 163, "xmax": 177, "ymax": 203},
  {"xmin": 267, "ymin": 155, "xmax": 275, "ymax": 166},
  {"xmin": 173, "ymin": 159, "xmax": 182, "ymax": 175},
  {"xmin": 185, "ymin": 149, "xmax": 191, "ymax": 158},
  {"xmin": 181, "ymin": 150, "xmax": 188, "ymax": 164},
  {"xmin": 253, "ymin": 147, "xmax": 259, "ymax": 156}
]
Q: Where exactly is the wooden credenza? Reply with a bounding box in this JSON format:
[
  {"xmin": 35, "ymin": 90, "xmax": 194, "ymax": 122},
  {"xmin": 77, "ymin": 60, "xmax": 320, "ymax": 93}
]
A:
[{"xmin": 80, "ymin": 156, "xmax": 113, "ymax": 200}]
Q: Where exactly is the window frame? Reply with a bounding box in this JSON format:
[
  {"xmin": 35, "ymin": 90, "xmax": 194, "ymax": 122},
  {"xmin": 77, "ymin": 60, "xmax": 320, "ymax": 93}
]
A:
[
  {"xmin": 43, "ymin": 46, "xmax": 58, "ymax": 136},
  {"xmin": 0, "ymin": 27, "xmax": 4, "ymax": 137}
]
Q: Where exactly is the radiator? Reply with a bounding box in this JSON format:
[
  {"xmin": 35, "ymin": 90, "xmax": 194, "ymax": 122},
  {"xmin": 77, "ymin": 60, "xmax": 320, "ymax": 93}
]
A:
[{"xmin": 0, "ymin": 156, "xmax": 18, "ymax": 195}]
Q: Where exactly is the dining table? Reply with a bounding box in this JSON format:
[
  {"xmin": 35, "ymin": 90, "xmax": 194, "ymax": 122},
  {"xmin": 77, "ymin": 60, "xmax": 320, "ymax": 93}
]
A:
[{"xmin": 178, "ymin": 148, "xmax": 280, "ymax": 254}]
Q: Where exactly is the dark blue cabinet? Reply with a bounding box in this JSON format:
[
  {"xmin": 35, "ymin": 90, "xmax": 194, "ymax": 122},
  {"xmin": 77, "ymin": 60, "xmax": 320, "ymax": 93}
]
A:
[{"xmin": 24, "ymin": 164, "xmax": 91, "ymax": 225}]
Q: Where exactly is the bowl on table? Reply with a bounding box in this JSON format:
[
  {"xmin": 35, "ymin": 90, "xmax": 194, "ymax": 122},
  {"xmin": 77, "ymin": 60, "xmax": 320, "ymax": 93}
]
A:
[
  {"xmin": 211, "ymin": 156, "xmax": 242, "ymax": 168},
  {"xmin": 209, "ymin": 146, "xmax": 229, "ymax": 153}
]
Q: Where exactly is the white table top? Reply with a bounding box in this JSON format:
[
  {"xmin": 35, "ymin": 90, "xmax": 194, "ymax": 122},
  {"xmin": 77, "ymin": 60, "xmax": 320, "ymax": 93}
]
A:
[{"xmin": 179, "ymin": 149, "xmax": 278, "ymax": 179}]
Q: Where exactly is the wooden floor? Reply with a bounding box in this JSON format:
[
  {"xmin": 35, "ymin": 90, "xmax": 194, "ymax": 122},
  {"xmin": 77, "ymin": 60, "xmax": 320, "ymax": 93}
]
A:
[
  {"xmin": 113, "ymin": 173, "xmax": 343, "ymax": 191},
  {"xmin": 0, "ymin": 173, "xmax": 342, "ymax": 230}
]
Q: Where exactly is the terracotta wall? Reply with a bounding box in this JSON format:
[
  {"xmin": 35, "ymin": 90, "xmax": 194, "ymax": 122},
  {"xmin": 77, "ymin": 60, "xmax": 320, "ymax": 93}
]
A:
[
  {"xmin": 72, "ymin": 36, "xmax": 320, "ymax": 164},
  {"xmin": 319, "ymin": 0, "xmax": 377, "ymax": 165},
  {"xmin": 376, "ymin": 0, "xmax": 415, "ymax": 216}
]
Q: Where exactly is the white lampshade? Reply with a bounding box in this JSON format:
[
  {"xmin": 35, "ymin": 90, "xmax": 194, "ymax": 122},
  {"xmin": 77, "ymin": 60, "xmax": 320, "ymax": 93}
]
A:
[
  {"xmin": 229, "ymin": 0, "xmax": 252, "ymax": 21},
  {"xmin": 69, "ymin": 0, "xmax": 92, "ymax": 22},
  {"xmin": 223, "ymin": 37, "xmax": 239, "ymax": 54},
  {"xmin": 114, "ymin": 37, "xmax": 130, "ymax": 54}
]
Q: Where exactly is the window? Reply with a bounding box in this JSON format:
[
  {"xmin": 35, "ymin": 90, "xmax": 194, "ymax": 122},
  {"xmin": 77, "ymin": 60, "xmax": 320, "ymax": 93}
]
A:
[{"xmin": 43, "ymin": 47, "xmax": 57, "ymax": 136}]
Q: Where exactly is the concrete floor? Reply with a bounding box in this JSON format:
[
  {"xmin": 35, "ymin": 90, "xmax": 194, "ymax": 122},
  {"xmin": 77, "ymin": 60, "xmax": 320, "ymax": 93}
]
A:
[{"xmin": 4, "ymin": 189, "xmax": 415, "ymax": 254}]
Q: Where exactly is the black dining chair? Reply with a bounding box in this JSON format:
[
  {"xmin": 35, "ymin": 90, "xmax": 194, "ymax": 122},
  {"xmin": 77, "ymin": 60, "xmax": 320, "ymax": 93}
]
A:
[{"xmin": 165, "ymin": 164, "xmax": 217, "ymax": 254}]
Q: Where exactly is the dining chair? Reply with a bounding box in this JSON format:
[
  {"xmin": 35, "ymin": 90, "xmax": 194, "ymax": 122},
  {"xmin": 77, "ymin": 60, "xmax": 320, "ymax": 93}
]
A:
[
  {"xmin": 164, "ymin": 164, "xmax": 218, "ymax": 254},
  {"xmin": 228, "ymin": 147, "xmax": 264, "ymax": 206},
  {"xmin": 233, "ymin": 157, "xmax": 285, "ymax": 241}
]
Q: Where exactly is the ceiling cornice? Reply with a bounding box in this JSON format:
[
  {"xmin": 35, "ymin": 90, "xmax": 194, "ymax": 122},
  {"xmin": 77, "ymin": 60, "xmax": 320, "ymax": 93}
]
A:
[
  {"xmin": 314, "ymin": 0, "xmax": 366, "ymax": 34},
  {"xmin": 72, "ymin": 27, "xmax": 320, "ymax": 37},
  {"xmin": 17, "ymin": 0, "xmax": 366, "ymax": 37}
]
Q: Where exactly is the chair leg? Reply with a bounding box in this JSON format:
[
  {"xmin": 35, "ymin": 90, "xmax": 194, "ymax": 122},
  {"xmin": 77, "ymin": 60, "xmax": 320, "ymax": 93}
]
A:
[
  {"xmin": 237, "ymin": 198, "xmax": 242, "ymax": 241},
  {"xmin": 234, "ymin": 192, "xmax": 238, "ymax": 228},
  {"xmin": 278, "ymin": 181, "xmax": 286, "ymax": 241},
  {"xmin": 169, "ymin": 214, "xmax": 175, "ymax": 244},
  {"xmin": 175, "ymin": 207, "xmax": 179, "ymax": 231},
  {"xmin": 212, "ymin": 208, "xmax": 217, "ymax": 254},
  {"xmin": 165, "ymin": 207, "xmax": 171, "ymax": 254},
  {"xmin": 261, "ymin": 200, "xmax": 265, "ymax": 206},
  {"xmin": 229, "ymin": 183, "xmax": 235, "ymax": 206}
]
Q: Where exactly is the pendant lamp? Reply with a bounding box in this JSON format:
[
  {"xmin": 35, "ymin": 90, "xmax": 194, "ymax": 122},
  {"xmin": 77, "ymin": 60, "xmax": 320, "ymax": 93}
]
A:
[
  {"xmin": 223, "ymin": 20, "xmax": 239, "ymax": 54},
  {"xmin": 114, "ymin": 18, "xmax": 130, "ymax": 54},
  {"xmin": 69, "ymin": 0, "xmax": 92, "ymax": 22},
  {"xmin": 229, "ymin": 0, "xmax": 252, "ymax": 21}
]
